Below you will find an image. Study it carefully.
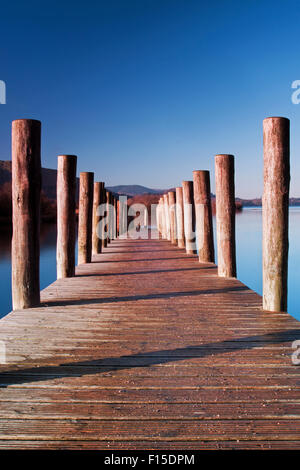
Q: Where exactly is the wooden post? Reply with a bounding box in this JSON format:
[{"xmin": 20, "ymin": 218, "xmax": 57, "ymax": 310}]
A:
[
  {"xmin": 163, "ymin": 194, "xmax": 170, "ymax": 241},
  {"xmin": 102, "ymin": 188, "xmax": 108, "ymax": 248},
  {"xmin": 119, "ymin": 195, "xmax": 128, "ymax": 239},
  {"xmin": 175, "ymin": 187, "xmax": 185, "ymax": 248},
  {"xmin": 109, "ymin": 191, "xmax": 112, "ymax": 243},
  {"xmin": 110, "ymin": 194, "xmax": 114, "ymax": 241},
  {"xmin": 110, "ymin": 194, "xmax": 114, "ymax": 240},
  {"xmin": 57, "ymin": 155, "xmax": 77, "ymax": 279},
  {"xmin": 12, "ymin": 119, "xmax": 41, "ymax": 309},
  {"xmin": 92, "ymin": 181, "xmax": 104, "ymax": 255},
  {"xmin": 193, "ymin": 170, "xmax": 215, "ymax": 263},
  {"xmin": 78, "ymin": 172, "xmax": 94, "ymax": 264},
  {"xmin": 263, "ymin": 117, "xmax": 290, "ymax": 312},
  {"xmin": 182, "ymin": 181, "xmax": 197, "ymax": 255},
  {"xmin": 168, "ymin": 191, "xmax": 177, "ymax": 245},
  {"xmin": 157, "ymin": 198, "xmax": 164, "ymax": 238},
  {"xmin": 114, "ymin": 196, "xmax": 118, "ymax": 239},
  {"xmin": 215, "ymin": 155, "xmax": 236, "ymax": 277},
  {"xmin": 160, "ymin": 197, "xmax": 166, "ymax": 239},
  {"xmin": 106, "ymin": 191, "xmax": 111, "ymax": 244},
  {"xmin": 117, "ymin": 199, "xmax": 120, "ymax": 237}
]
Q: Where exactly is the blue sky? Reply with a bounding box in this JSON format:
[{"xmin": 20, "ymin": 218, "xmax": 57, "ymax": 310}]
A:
[{"xmin": 0, "ymin": 0, "xmax": 300, "ymax": 197}]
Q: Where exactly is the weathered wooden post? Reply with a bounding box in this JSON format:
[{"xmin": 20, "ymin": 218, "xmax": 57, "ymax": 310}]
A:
[
  {"xmin": 12, "ymin": 119, "xmax": 41, "ymax": 309},
  {"xmin": 193, "ymin": 170, "xmax": 215, "ymax": 263},
  {"xmin": 117, "ymin": 199, "xmax": 120, "ymax": 237},
  {"xmin": 175, "ymin": 187, "xmax": 185, "ymax": 248},
  {"xmin": 110, "ymin": 194, "xmax": 114, "ymax": 240},
  {"xmin": 110, "ymin": 194, "xmax": 115, "ymax": 240},
  {"xmin": 57, "ymin": 155, "xmax": 77, "ymax": 279},
  {"xmin": 163, "ymin": 194, "xmax": 171, "ymax": 241},
  {"xmin": 160, "ymin": 197, "xmax": 166, "ymax": 239},
  {"xmin": 78, "ymin": 172, "xmax": 94, "ymax": 264},
  {"xmin": 168, "ymin": 191, "xmax": 177, "ymax": 245},
  {"xmin": 113, "ymin": 196, "xmax": 118, "ymax": 239},
  {"xmin": 102, "ymin": 187, "xmax": 108, "ymax": 248},
  {"xmin": 157, "ymin": 198, "xmax": 164, "ymax": 238},
  {"xmin": 92, "ymin": 181, "xmax": 104, "ymax": 255},
  {"xmin": 106, "ymin": 190, "xmax": 111, "ymax": 244},
  {"xmin": 215, "ymin": 155, "xmax": 236, "ymax": 277},
  {"xmin": 263, "ymin": 117, "xmax": 290, "ymax": 312},
  {"xmin": 182, "ymin": 181, "xmax": 197, "ymax": 254},
  {"xmin": 119, "ymin": 195, "xmax": 128, "ymax": 239}
]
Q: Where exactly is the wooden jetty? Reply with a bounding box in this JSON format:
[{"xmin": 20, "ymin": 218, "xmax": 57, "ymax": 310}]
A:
[
  {"xmin": 0, "ymin": 116, "xmax": 299, "ymax": 449},
  {"xmin": 1, "ymin": 234, "xmax": 300, "ymax": 449}
]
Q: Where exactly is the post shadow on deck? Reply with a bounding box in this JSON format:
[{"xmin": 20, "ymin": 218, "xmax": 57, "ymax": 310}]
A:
[{"xmin": 1, "ymin": 328, "xmax": 299, "ymax": 388}]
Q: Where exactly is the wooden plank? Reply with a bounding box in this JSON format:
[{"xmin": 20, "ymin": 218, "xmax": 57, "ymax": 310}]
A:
[{"xmin": 0, "ymin": 233, "xmax": 300, "ymax": 449}]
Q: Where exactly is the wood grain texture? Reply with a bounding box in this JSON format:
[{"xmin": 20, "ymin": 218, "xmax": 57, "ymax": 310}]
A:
[
  {"xmin": 78, "ymin": 172, "xmax": 94, "ymax": 264},
  {"xmin": 1, "ymin": 233, "xmax": 300, "ymax": 449},
  {"xmin": 11, "ymin": 119, "xmax": 41, "ymax": 309},
  {"xmin": 193, "ymin": 170, "xmax": 214, "ymax": 263},
  {"xmin": 92, "ymin": 182, "xmax": 104, "ymax": 255},
  {"xmin": 56, "ymin": 155, "xmax": 77, "ymax": 279},
  {"xmin": 215, "ymin": 155, "xmax": 236, "ymax": 278},
  {"xmin": 263, "ymin": 117, "xmax": 290, "ymax": 312}
]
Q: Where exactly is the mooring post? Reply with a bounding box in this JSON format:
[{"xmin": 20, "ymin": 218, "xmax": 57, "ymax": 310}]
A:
[
  {"xmin": 12, "ymin": 119, "xmax": 41, "ymax": 309},
  {"xmin": 215, "ymin": 154, "xmax": 236, "ymax": 277},
  {"xmin": 157, "ymin": 198, "xmax": 163, "ymax": 238},
  {"xmin": 117, "ymin": 199, "xmax": 120, "ymax": 237},
  {"xmin": 158, "ymin": 198, "xmax": 164, "ymax": 238},
  {"xmin": 193, "ymin": 170, "xmax": 215, "ymax": 263},
  {"xmin": 175, "ymin": 187, "xmax": 185, "ymax": 248},
  {"xmin": 161, "ymin": 197, "xmax": 166, "ymax": 239},
  {"xmin": 78, "ymin": 172, "xmax": 94, "ymax": 264},
  {"xmin": 114, "ymin": 196, "xmax": 118, "ymax": 239},
  {"xmin": 263, "ymin": 117, "xmax": 290, "ymax": 312},
  {"xmin": 92, "ymin": 182, "xmax": 104, "ymax": 255},
  {"xmin": 163, "ymin": 194, "xmax": 171, "ymax": 241},
  {"xmin": 57, "ymin": 155, "xmax": 77, "ymax": 279},
  {"xmin": 111, "ymin": 194, "xmax": 115, "ymax": 240},
  {"xmin": 102, "ymin": 187, "xmax": 108, "ymax": 248},
  {"xmin": 156, "ymin": 199, "xmax": 160, "ymax": 236},
  {"xmin": 106, "ymin": 190, "xmax": 111, "ymax": 244},
  {"xmin": 119, "ymin": 195, "xmax": 128, "ymax": 239},
  {"xmin": 110, "ymin": 194, "xmax": 115, "ymax": 240},
  {"xmin": 182, "ymin": 181, "xmax": 197, "ymax": 255},
  {"xmin": 168, "ymin": 191, "xmax": 177, "ymax": 245}
]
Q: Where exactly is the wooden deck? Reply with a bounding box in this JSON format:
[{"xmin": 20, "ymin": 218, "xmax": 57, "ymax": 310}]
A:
[{"xmin": 1, "ymin": 233, "xmax": 300, "ymax": 449}]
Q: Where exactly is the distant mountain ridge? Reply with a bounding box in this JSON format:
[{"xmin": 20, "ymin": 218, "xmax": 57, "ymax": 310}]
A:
[
  {"xmin": 1, "ymin": 160, "xmax": 300, "ymax": 204},
  {"xmin": 0, "ymin": 160, "xmax": 78, "ymax": 200},
  {"xmin": 106, "ymin": 185, "xmax": 165, "ymax": 197}
]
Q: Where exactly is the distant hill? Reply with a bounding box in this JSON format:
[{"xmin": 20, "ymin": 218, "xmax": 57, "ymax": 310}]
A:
[
  {"xmin": 106, "ymin": 185, "xmax": 165, "ymax": 197},
  {"xmin": 1, "ymin": 160, "xmax": 300, "ymax": 205},
  {"xmin": 0, "ymin": 160, "xmax": 79, "ymax": 201}
]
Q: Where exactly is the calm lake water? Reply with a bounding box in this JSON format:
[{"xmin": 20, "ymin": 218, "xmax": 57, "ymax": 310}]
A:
[{"xmin": 0, "ymin": 207, "xmax": 299, "ymax": 321}]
